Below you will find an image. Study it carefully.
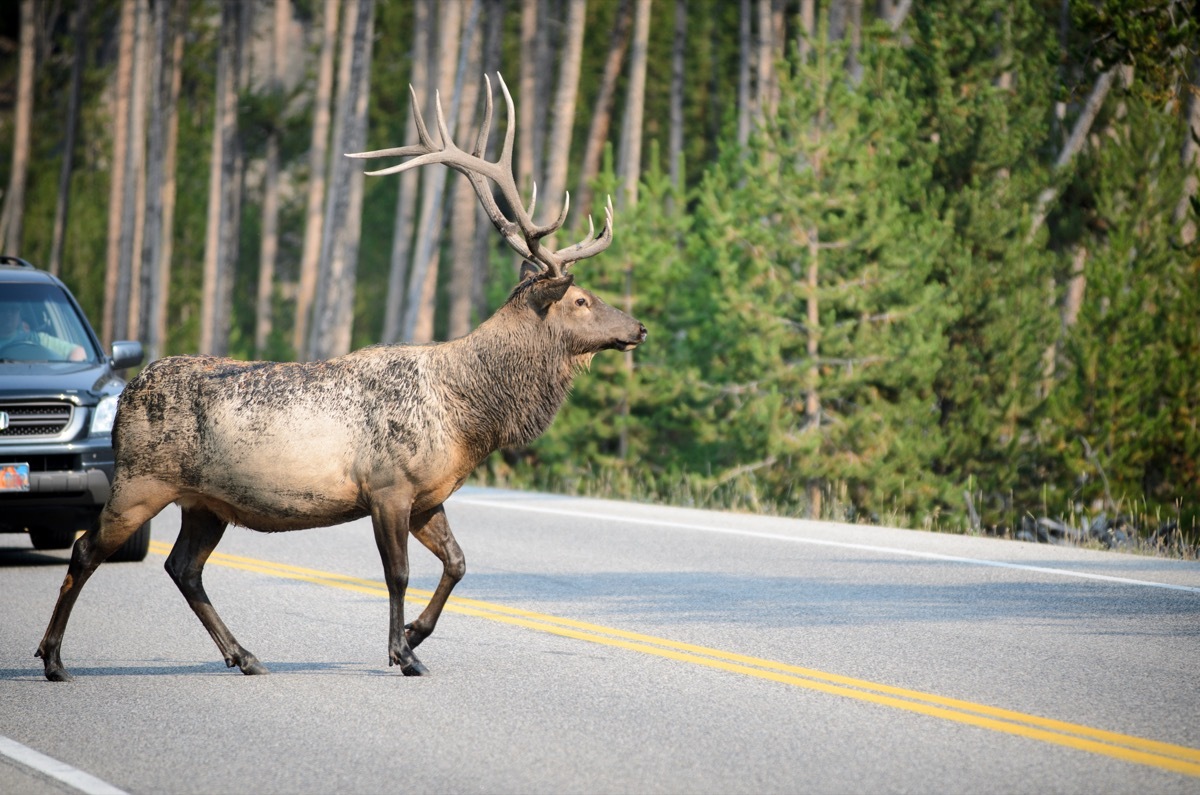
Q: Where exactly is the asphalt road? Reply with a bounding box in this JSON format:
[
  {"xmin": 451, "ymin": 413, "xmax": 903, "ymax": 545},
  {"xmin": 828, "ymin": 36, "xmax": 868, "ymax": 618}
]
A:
[{"xmin": 2, "ymin": 486, "xmax": 1198, "ymax": 794}]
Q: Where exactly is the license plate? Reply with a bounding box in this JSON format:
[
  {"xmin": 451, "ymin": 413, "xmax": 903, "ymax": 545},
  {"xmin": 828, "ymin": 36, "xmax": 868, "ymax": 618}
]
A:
[{"xmin": 0, "ymin": 463, "xmax": 30, "ymax": 492}]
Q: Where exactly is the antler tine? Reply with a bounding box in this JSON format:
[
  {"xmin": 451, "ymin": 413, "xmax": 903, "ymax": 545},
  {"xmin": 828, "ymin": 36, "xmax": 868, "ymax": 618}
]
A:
[
  {"xmin": 346, "ymin": 84, "xmax": 442, "ymax": 170},
  {"xmin": 409, "ymin": 84, "xmax": 438, "ymax": 149},
  {"xmin": 553, "ymin": 190, "xmax": 571, "ymax": 233},
  {"xmin": 490, "ymin": 77, "xmax": 566, "ymax": 252},
  {"xmin": 355, "ymin": 150, "xmax": 465, "ymax": 178},
  {"xmin": 471, "ymin": 74, "xmax": 493, "ymax": 158},
  {"xmin": 432, "ymin": 89, "xmax": 460, "ymax": 153},
  {"xmin": 555, "ymin": 195, "xmax": 614, "ymax": 270},
  {"xmin": 495, "ymin": 74, "xmax": 518, "ymax": 186}
]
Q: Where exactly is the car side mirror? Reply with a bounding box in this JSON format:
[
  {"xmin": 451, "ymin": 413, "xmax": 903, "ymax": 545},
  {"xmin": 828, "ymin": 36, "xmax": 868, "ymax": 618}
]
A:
[{"xmin": 110, "ymin": 341, "xmax": 144, "ymax": 370}]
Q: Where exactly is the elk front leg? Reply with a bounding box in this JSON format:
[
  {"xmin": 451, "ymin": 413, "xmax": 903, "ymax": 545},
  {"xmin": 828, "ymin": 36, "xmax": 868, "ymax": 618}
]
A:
[
  {"xmin": 371, "ymin": 488, "xmax": 426, "ymax": 676},
  {"xmin": 166, "ymin": 507, "xmax": 268, "ymax": 675},
  {"xmin": 37, "ymin": 476, "xmax": 175, "ymax": 681},
  {"xmin": 405, "ymin": 506, "xmax": 465, "ymax": 649}
]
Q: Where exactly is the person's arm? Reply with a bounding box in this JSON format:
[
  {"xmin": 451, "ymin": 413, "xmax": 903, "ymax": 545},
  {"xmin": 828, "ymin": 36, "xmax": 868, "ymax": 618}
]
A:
[{"xmin": 35, "ymin": 332, "xmax": 87, "ymax": 361}]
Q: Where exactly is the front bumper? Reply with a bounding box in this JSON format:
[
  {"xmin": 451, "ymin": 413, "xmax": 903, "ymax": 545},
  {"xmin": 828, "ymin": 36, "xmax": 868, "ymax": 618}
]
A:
[{"xmin": 0, "ymin": 437, "xmax": 115, "ymax": 529}]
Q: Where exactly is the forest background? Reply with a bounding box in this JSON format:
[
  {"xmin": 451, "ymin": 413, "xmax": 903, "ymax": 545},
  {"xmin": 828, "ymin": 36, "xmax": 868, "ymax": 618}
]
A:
[{"xmin": 0, "ymin": 0, "xmax": 1197, "ymax": 546}]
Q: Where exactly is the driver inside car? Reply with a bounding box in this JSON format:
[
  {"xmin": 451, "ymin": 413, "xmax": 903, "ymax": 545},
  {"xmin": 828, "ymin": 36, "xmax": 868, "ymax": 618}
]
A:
[{"xmin": 0, "ymin": 300, "xmax": 87, "ymax": 361}]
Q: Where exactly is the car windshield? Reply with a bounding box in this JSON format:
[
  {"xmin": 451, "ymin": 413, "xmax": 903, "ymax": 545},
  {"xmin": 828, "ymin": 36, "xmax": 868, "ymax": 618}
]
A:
[{"xmin": 0, "ymin": 283, "xmax": 101, "ymax": 363}]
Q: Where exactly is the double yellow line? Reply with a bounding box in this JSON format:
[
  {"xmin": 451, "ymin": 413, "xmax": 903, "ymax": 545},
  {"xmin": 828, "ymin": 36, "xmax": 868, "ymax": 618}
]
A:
[{"xmin": 148, "ymin": 540, "xmax": 1200, "ymax": 778}]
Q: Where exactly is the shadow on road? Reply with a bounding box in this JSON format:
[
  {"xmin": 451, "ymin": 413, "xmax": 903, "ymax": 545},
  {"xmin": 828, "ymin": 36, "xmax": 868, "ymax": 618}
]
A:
[
  {"xmin": 1, "ymin": 660, "xmax": 389, "ymax": 681},
  {"xmin": 0, "ymin": 546, "xmax": 69, "ymax": 567}
]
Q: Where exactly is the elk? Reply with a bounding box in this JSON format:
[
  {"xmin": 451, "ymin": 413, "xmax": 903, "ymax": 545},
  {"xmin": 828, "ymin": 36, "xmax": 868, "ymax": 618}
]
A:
[{"xmin": 37, "ymin": 74, "xmax": 646, "ymax": 682}]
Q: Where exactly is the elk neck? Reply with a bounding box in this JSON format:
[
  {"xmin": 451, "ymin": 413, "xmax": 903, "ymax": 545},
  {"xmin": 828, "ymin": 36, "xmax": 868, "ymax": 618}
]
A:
[{"xmin": 427, "ymin": 303, "xmax": 582, "ymax": 462}]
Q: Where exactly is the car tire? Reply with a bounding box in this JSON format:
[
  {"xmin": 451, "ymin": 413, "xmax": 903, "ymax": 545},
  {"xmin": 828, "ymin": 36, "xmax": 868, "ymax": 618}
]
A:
[
  {"xmin": 29, "ymin": 526, "xmax": 78, "ymax": 550},
  {"xmin": 108, "ymin": 521, "xmax": 151, "ymax": 562}
]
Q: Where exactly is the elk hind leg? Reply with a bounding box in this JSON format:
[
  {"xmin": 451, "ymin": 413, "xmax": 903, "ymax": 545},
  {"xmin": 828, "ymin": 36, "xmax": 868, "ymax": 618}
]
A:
[
  {"xmin": 405, "ymin": 506, "xmax": 465, "ymax": 650},
  {"xmin": 166, "ymin": 507, "xmax": 268, "ymax": 675},
  {"xmin": 37, "ymin": 476, "xmax": 175, "ymax": 682}
]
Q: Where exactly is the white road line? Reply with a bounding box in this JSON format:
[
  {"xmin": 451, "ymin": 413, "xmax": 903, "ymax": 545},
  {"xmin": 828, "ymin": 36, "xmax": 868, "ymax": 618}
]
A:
[
  {"xmin": 0, "ymin": 735, "xmax": 128, "ymax": 795},
  {"xmin": 450, "ymin": 497, "xmax": 1200, "ymax": 594}
]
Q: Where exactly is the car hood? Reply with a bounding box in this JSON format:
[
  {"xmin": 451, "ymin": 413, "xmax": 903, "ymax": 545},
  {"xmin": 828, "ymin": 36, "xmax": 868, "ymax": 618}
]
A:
[{"xmin": 0, "ymin": 361, "xmax": 126, "ymax": 404}]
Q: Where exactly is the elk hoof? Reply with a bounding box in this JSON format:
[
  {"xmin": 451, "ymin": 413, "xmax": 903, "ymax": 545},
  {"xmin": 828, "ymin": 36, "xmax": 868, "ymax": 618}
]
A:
[
  {"xmin": 239, "ymin": 658, "xmax": 270, "ymax": 676},
  {"xmin": 44, "ymin": 666, "xmax": 74, "ymax": 683},
  {"xmin": 229, "ymin": 650, "xmax": 269, "ymax": 675},
  {"xmin": 37, "ymin": 648, "xmax": 73, "ymax": 682},
  {"xmin": 400, "ymin": 659, "xmax": 429, "ymax": 677}
]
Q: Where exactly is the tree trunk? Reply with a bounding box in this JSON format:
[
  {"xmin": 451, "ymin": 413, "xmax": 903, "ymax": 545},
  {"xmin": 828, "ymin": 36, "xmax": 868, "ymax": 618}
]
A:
[
  {"xmin": 1042, "ymin": 245, "xmax": 1088, "ymax": 395},
  {"xmin": 531, "ymin": 0, "xmax": 555, "ymax": 197},
  {"xmin": 293, "ymin": 0, "xmax": 340, "ymax": 357},
  {"xmin": 1028, "ymin": 67, "xmax": 1117, "ymax": 242},
  {"xmin": 518, "ymin": 0, "xmax": 539, "ymax": 194},
  {"xmin": 49, "ymin": 0, "xmax": 90, "ymax": 277},
  {"xmin": 828, "ymin": 0, "xmax": 847, "ymax": 40},
  {"xmin": 736, "ymin": 0, "xmax": 751, "ymax": 147},
  {"xmin": 540, "ymin": 0, "xmax": 587, "ymax": 245},
  {"xmin": 755, "ymin": 0, "xmax": 772, "ymax": 124},
  {"xmin": 576, "ymin": 0, "xmax": 631, "ymax": 215},
  {"xmin": 1061, "ymin": 246, "xmax": 1088, "ymax": 330},
  {"xmin": 216, "ymin": 2, "xmax": 252, "ymax": 354},
  {"xmin": 1174, "ymin": 58, "xmax": 1199, "ymax": 245},
  {"xmin": 797, "ymin": 0, "xmax": 814, "ymax": 63},
  {"xmin": 887, "ymin": 0, "xmax": 912, "ymax": 31},
  {"xmin": 667, "ymin": 0, "xmax": 686, "ymax": 194},
  {"xmin": 471, "ymin": 0, "xmax": 506, "ymax": 320},
  {"xmin": 617, "ymin": 0, "xmax": 651, "ymax": 209},
  {"xmin": 804, "ymin": 53, "xmax": 829, "ymax": 521},
  {"xmin": 447, "ymin": 6, "xmax": 485, "ymax": 340},
  {"xmin": 256, "ymin": 0, "xmax": 291, "ymax": 356},
  {"xmin": 404, "ymin": 0, "xmax": 466, "ymax": 343},
  {"xmin": 310, "ymin": 0, "xmax": 361, "ymax": 358},
  {"xmin": 102, "ymin": 0, "xmax": 135, "ymax": 346},
  {"xmin": 842, "ymin": 0, "xmax": 863, "ymax": 83},
  {"xmin": 382, "ymin": 0, "xmax": 432, "ymax": 344},
  {"xmin": 805, "ymin": 223, "xmax": 822, "ymax": 519},
  {"xmin": 308, "ymin": 0, "xmax": 375, "ymax": 360},
  {"xmin": 1, "ymin": 0, "xmax": 35, "ymax": 255},
  {"xmin": 121, "ymin": 0, "xmax": 150, "ymax": 342},
  {"xmin": 151, "ymin": 0, "xmax": 186, "ymax": 361},
  {"xmin": 200, "ymin": 0, "xmax": 241, "ymax": 356},
  {"xmin": 137, "ymin": 0, "xmax": 167, "ymax": 352}
]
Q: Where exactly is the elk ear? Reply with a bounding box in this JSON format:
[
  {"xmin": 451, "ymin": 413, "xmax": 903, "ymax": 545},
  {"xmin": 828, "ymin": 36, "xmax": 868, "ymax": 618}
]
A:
[
  {"xmin": 519, "ymin": 260, "xmax": 541, "ymax": 283},
  {"xmin": 526, "ymin": 273, "xmax": 575, "ymax": 311}
]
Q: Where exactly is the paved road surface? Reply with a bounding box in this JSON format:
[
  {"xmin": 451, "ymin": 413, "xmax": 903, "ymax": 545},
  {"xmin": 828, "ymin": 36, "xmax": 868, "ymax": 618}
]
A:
[{"xmin": 2, "ymin": 487, "xmax": 1198, "ymax": 793}]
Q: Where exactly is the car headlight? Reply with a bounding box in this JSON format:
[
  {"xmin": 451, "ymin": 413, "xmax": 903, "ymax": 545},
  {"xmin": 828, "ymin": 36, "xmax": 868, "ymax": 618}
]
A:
[{"xmin": 90, "ymin": 395, "xmax": 120, "ymax": 435}]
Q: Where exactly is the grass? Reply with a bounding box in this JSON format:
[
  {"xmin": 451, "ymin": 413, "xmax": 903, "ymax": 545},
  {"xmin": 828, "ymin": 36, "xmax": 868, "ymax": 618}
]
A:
[{"xmin": 473, "ymin": 463, "xmax": 1198, "ymax": 560}]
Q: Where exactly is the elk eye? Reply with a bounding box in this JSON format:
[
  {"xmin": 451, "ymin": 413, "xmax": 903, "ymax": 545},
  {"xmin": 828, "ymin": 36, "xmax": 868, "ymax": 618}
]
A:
[{"xmin": 575, "ymin": 298, "xmax": 588, "ymax": 308}]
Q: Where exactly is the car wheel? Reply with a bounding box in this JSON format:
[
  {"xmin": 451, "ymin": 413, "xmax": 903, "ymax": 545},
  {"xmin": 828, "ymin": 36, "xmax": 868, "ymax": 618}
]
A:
[
  {"xmin": 108, "ymin": 521, "xmax": 151, "ymax": 562},
  {"xmin": 29, "ymin": 526, "xmax": 79, "ymax": 550}
]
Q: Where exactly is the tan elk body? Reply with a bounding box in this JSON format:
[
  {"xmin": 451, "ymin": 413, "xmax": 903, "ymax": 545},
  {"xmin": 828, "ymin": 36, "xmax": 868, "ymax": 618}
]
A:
[{"xmin": 37, "ymin": 75, "xmax": 646, "ymax": 681}]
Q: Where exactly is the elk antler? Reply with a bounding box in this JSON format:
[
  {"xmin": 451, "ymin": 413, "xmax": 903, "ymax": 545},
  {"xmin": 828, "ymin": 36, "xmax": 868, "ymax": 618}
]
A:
[{"xmin": 347, "ymin": 73, "xmax": 613, "ymax": 280}]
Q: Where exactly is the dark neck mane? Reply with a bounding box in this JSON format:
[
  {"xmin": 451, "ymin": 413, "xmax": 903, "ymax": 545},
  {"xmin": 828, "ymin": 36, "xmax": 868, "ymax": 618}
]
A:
[{"xmin": 428, "ymin": 302, "xmax": 578, "ymax": 463}]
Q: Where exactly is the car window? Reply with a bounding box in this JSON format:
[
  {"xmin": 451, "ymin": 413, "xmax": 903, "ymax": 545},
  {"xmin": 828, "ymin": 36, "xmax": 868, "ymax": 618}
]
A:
[{"xmin": 0, "ymin": 283, "xmax": 102, "ymax": 363}]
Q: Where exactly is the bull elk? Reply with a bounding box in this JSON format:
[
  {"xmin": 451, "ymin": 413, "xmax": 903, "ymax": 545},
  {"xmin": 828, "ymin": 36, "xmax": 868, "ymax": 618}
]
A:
[{"xmin": 37, "ymin": 74, "xmax": 646, "ymax": 681}]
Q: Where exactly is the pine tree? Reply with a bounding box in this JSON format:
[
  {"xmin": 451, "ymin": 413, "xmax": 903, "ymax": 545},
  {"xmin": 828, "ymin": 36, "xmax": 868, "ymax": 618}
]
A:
[
  {"xmin": 1044, "ymin": 86, "xmax": 1200, "ymax": 526},
  {"xmin": 905, "ymin": 0, "xmax": 1061, "ymax": 527},
  {"xmin": 532, "ymin": 23, "xmax": 955, "ymax": 522}
]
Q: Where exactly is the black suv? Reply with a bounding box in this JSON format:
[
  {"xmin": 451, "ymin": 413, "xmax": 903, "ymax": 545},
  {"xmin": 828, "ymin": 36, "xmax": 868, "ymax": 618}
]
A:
[{"xmin": 0, "ymin": 256, "xmax": 147, "ymax": 561}]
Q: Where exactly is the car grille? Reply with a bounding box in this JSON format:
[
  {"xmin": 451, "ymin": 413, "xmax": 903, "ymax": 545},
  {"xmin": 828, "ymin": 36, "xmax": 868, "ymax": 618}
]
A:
[{"xmin": 0, "ymin": 401, "xmax": 76, "ymax": 440}]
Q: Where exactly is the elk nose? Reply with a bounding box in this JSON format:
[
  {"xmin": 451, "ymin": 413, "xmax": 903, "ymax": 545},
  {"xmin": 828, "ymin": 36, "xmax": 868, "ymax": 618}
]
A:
[{"xmin": 637, "ymin": 323, "xmax": 648, "ymax": 342}]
